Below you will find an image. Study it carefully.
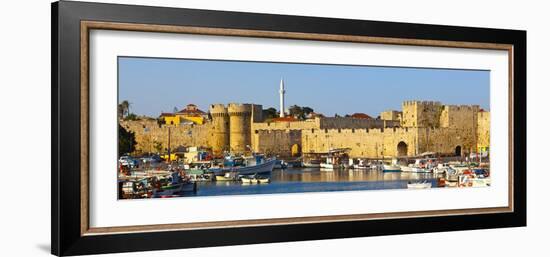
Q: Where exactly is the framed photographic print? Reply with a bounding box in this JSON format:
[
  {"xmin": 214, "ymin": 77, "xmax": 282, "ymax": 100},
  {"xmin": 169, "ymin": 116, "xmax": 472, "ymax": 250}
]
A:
[{"xmin": 51, "ymin": 1, "xmax": 526, "ymax": 256}]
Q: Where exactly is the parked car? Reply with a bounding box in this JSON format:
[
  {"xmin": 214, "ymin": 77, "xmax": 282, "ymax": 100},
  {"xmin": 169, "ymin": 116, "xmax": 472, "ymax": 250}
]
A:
[
  {"xmin": 141, "ymin": 155, "xmax": 162, "ymax": 164},
  {"xmin": 119, "ymin": 156, "xmax": 139, "ymax": 168}
]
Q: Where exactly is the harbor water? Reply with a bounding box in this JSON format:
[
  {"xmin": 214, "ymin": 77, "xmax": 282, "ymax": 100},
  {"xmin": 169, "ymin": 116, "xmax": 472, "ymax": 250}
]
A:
[{"xmin": 177, "ymin": 168, "xmax": 441, "ymax": 197}]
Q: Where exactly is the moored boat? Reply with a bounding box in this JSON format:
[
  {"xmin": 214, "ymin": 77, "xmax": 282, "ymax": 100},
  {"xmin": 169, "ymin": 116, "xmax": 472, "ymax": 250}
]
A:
[
  {"xmin": 216, "ymin": 172, "xmax": 238, "ymax": 181},
  {"xmin": 153, "ymin": 171, "xmax": 197, "ymax": 197},
  {"xmin": 383, "ymin": 164, "xmax": 402, "ymax": 172},
  {"xmin": 241, "ymin": 177, "xmax": 255, "ymax": 183},
  {"xmin": 407, "ymin": 181, "xmax": 432, "ymax": 189},
  {"xmin": 257, "ymin": 177, "xmax": 270, "ymax": 183},
  {"xmin": 210, "ymin": 155, "xmax": 276, "ymax": 176},
  {"xmin": 303, "ymin": 159, "xmax": 321, "ymax": 168}
]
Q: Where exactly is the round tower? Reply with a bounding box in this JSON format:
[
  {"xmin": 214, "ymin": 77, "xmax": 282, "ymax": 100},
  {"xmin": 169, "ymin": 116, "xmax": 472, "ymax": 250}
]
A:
[
  {"xmin": 228, "ymin": 103, "xmax": 252, "ymax": 154},
  {"xmin": 209, "ymin": 104, "xmax": 229, "ymax": 155}
]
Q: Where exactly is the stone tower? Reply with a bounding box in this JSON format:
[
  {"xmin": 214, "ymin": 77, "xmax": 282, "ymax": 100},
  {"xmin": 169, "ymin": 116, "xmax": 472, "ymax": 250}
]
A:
[
  {"xmin": 401, "ymin": 100, "xmax": 442, "ymax": 128},
  {"xmin": 228, "ymin": 103, "xmax": 252, "ymax": 153},
  {"xmin": 209, "ymin": 104, "xmax": 229, "ymax": 155}
]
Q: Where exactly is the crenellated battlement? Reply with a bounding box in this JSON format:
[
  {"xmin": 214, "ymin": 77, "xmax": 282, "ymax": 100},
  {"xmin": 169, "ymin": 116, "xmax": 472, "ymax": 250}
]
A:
[
  {"xmin": 227, "ymin": 103, "xmax": 253, "ymax": 114},
  {"xmin": 403, "ymin": 100, "xmax": 442, "ymax": 106},
  {"xmin": 443, "ymin": 104, "xmax": 480, "ymax": 111}
]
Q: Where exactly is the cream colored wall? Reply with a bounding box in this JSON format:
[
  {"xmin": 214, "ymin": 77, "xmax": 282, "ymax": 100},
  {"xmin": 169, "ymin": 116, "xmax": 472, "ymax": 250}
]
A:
[
  {"xmin": 402, "ymin": 101, "xmax": 442, "ymax": 128},
  {"xmin": 252, "ymin": 129, "xmax": 302, "ymax": 157},
  {"xmin": 120, "ymin": 120, "xmax": 210, "ymax": 154},
  {"xmin": 477, "ymin": 111, "xmax": 490, "ymax": 151},
  {"xmin": 380, "ymin": 110, "xmax": 402, "ymax": 122},
  {"xmin": 122, "ymin": 101, "xmax": 488, "ymax": 158},
  {"xmin": 301, "ymin": 127, "xmax": 419, "ymax": 158}
]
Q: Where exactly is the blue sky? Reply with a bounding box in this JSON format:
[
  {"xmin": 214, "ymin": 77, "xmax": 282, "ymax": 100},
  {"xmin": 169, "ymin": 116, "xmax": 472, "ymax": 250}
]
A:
[{"xmin": 118, "ymin": 57, "xmax": 489, "ymax": 117}]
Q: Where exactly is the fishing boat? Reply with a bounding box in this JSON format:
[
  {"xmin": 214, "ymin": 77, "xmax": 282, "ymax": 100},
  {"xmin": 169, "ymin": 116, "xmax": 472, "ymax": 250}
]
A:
[
  {"xmin": 240, "ymin": 175, "xmax": 270, "ymax": 184},
  {"xmin": 400, "ymin": 165, "xmax": 414, "ymax": 172},
  {"xmin": 153, "ymin": 172, "xmax": 196, "ymax": 197},
  {"xmin": 383, "ymin": 164, "xmax": 402, "ymax": 172},
  {"xmin": 320, "ymin": 163, "xmax": 341, "ymax": 170},
  {"xmin": 240, "ymin": 177, "xmax": 255, "ymax": 183},
  {"xmin": 407, "ymin": 181, "xmax": 432, "ymax": 189},
  {"xmin": 352, "ymin": 159, "xmax": 370, "ymax": 169},
  {"xmin": 210, "ymin": 155, "xmax": 276, "ymax": 176},
  {"xmin": 257, "ymin": 177, "xmax": 270, "ymax": 183},
  {"xmin": 274, "ymin": 160, "xmax": 288, "ymax": 169},
  {"xmin": 303, "ymin": 159, "xmax": 321, "ymax": 168},
  {"xmin": 411, "ymin": 167, "xmax": 430, "ymax": 173},
  {"xmin": 215, "ymin": 172, "xmax": 238, "ymax": 181}
]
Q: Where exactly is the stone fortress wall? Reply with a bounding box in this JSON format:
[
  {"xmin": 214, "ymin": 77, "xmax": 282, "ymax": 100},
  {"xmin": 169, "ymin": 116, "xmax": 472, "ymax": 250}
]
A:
[
  {"xmin": 121, "ymin": 100, "xmax": 490, "ymax": 159},
  {"xmin": 120, "ymin": 119, "xmax": 210, "ymax": 154}
]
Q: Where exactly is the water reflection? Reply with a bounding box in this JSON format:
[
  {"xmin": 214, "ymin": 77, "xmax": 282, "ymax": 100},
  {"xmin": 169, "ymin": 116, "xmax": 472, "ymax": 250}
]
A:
[{"xmin": 272, "ymin": 168, "xmax": 438, "ymax": 183}]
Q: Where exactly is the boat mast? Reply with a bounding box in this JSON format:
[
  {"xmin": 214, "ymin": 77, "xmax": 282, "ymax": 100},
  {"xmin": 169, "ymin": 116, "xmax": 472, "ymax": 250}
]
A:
[{"xmin": 167, "ymin": 126, "xmax": 171, "ymax": 162}]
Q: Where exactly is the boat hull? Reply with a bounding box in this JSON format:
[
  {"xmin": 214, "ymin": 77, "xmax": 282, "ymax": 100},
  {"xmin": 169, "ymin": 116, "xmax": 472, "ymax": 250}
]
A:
[
  {"xmin": 154, "ymin": 182, "xmax": 196, "ymax": 196},
  {"xmin": 383, "ymin": 165, "xmax": 402, "ymax": 172},
  {"xmin": 211, "ymin": 159, "xmax": 276, "ymax": 176},
  {"xmin": 407, "ymin": 183, "xmax": 432, "ymax": 189}
]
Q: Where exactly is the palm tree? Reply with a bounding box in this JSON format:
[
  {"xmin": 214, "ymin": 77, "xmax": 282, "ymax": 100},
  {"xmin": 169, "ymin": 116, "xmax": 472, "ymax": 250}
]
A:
[{"xmin": 120, "ymin": 100, "xmax": 131, "ymax": 118}]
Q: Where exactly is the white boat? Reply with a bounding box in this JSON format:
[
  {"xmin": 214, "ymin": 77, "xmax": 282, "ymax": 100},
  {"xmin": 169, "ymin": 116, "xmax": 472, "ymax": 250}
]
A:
[
  {"xmin": 383, "ymin": 164, "xmax": 401, "ymax": 172},
  {"xmin": 241, "ymin": 177, "xmax": 255, "ymax": 183},
  {"xmin": 320, "ymin": 163, "xmax": 340, "ymax": 170},
  {"xmin": 211, "ymin": 158, "xmax": 276, "ymax": 176},
  {"xmin": 353, "ymin": 159, "xmax": 370, "ymax": 169},
  {"xmin": 400, "ymin": 166, "xmax": 414, "ymax": 172},
  {"xmin": 241, "ymin": 176, "xmax": 270, "ymax": 184},
  {"xmin": 303, "ymin": 159, "xmax": 321, "ymax": 168},
  {"xmin": 216, "ymin": 172, "xmax": 238, "ymax": 181},
  {"xmin": 411, "ymin": 167, "xmax": 430, "ymax": 173},
  {"xmin": 407, "ymin": 181, "xmax": 432, "ymax": 189},
  {"xmin": 257, "ymin": 177, "xmax": 270, "ymax": 183}
]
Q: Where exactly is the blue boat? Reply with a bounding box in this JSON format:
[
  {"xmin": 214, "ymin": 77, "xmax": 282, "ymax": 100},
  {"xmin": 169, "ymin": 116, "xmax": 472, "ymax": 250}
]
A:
[{"xmin": 210, "ymin": 155, "xmax": 276, "ymax": 176}]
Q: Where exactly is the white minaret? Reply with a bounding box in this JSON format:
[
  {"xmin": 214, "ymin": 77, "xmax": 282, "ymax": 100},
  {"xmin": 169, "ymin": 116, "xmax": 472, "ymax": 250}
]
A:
[{"xmin": 279, "ymin": 78, "xmax": 285, "ymax": 117}]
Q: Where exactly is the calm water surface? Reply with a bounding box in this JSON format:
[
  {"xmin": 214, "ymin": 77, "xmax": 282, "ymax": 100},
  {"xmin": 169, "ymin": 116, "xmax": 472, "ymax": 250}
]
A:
[{"xmin": 179, "ymin": 168, "xmax": 441, "ymax": 197}]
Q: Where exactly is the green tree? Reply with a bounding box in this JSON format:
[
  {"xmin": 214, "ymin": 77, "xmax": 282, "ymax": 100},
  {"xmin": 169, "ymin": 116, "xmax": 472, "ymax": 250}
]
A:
[
  {"xmin": 118, "ymin": 124, "xmax": 137, "ymax": 156},
  {"xmin": 302, "ymin": 106, "xmax": 314, "ymax": 116},
  {"xmin": 262, "ymin": 107, "xmax": 278, "ymax": 119},
  {"xmin": 288, "ymin": 105, "xmax": 315, "ymax": 120}
]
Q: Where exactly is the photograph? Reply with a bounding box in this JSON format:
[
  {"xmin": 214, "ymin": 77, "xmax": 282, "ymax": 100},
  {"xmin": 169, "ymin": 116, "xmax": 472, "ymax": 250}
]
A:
[{"xmin": 117, "ymin": 57, "xmax": 491, "ymax": 199}]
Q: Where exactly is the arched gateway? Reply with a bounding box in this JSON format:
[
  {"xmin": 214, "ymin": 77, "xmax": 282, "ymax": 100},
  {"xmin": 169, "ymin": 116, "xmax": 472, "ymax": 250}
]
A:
[
  {"xmin": 397, "ymin": 141, "xmax": 408, "ymax": 156},
  {"xmin": 455, "ymin": 146, "xmax": 462, "ymax": 156}
]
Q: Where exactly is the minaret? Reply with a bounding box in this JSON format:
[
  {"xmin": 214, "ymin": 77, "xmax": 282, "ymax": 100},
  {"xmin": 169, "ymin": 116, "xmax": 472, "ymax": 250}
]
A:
[{"xmin": 279, "ymin": 78, "xmax": 285, "ymax": 117}]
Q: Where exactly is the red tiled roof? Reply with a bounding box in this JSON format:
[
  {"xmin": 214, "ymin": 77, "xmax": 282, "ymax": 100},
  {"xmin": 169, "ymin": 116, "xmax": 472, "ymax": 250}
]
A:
[
  {"xmin": 271, "ymin": 116, "xmax": 298, "ymax": 122},
  {"xmin": 159, "ymin": 113, "xmax": 175, "ymax": 117},
  {"xmin": 351, "ymin": 113, "xmax": 373, "ymax": 119},
  {"xmin": 177, "ymin": 104, "xmax": 206, "ymax": 115}
]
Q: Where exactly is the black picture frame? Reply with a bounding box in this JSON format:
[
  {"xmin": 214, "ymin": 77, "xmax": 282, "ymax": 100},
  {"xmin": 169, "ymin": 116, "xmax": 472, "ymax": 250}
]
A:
[{"xmin": 51, "ymin": 1, "xmax": 526, "ymax": 256}]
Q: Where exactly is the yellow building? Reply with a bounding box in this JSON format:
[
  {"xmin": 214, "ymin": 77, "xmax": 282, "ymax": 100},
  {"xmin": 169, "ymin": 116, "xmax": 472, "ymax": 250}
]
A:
[{"xmin": 160, "ymin": 104, "xmax": 207, "ymax": 125}]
